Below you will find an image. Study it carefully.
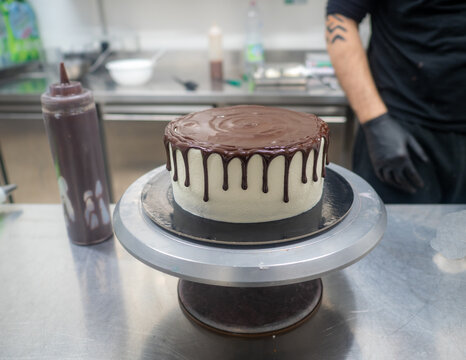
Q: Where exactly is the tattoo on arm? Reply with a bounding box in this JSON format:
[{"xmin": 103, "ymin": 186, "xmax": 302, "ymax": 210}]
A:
[
  {"xmin": 326, "ymin": 24, "xmax": 347, "ymax": 33},
  {"xmin": 326, "ymin": 14, "xmax": 347, "ymax": 44}
]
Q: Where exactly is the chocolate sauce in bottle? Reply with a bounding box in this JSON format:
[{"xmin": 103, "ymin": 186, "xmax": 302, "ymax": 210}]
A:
[{"xmin": 41, "ymin": 63, "xmax": 113, "ymax": 245}]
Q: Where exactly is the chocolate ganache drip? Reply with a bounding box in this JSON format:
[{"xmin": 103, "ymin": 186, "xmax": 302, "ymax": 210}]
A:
[{"xmin": 164, "ymin": 105, "xmax": 329, "ymax": 202}]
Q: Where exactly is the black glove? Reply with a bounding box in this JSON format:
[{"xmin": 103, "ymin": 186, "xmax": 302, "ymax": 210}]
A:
[{"xmin": 362, "ymin": 113, "xmax": 429, "ymax": 194}]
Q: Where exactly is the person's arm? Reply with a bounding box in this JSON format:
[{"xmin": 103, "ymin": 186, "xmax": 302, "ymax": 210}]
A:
[
  {"xmin": 325, "ymin": 11, "xmax": 428, "ymax": 194},
  {"xmin": 325, "ymin": 14, "xmax": 386, "ymax": 123}
]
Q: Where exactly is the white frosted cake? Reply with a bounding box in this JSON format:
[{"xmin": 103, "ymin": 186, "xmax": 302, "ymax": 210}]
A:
[{"xmin": 163, "ymin": 105, "xmax": 329, "ymax": 223}]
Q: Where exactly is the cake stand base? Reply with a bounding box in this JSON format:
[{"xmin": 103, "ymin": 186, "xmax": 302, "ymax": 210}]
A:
[
  {"xmin": 114, "ymin": 164, "xmax": 387, "ymax": 336},
  {"xmin": 178, "ymin": 279, "xmax": 323, "ymax": 337}
]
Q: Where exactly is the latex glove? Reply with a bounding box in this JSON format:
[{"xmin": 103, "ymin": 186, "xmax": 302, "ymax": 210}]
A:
[{"xmin": 362, "ymin": 113, "xmax": 429, "ymax": 194}]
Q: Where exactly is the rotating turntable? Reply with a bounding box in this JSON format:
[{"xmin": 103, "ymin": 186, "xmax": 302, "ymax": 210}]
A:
[{"xmin": 113, "ymin": 163, "xmax": 386, "ymax": 336}]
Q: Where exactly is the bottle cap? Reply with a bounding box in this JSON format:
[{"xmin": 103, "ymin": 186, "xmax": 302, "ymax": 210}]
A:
[{"xmin": 41, "ymin": 63, "xmax": 93, "ymax": 112}]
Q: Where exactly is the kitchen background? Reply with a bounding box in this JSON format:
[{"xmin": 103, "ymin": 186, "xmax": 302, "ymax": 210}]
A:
[
  {"xmin": 32, "ymin": 0, "xmax": 364, "ymax": 51},
  {"xmin": 0, "ymin": 0, "xmax": 370, "ymax": 203}
]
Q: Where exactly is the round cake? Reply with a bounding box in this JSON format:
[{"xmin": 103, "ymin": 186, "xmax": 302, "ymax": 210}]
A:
[{"xmin": 163, "ymin": 105, "xmax": 329, "ymax": 223}]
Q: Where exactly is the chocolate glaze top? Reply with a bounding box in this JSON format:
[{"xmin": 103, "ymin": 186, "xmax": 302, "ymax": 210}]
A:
[
  {"xmin": 165, "ymin": 105, "xmax": 328, "ymax": 153},
  {"xmin": 164, "ymin": 105, "xmax": 329, "ymax": 202}
]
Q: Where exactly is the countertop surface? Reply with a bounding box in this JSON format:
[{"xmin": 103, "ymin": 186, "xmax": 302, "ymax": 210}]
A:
[
  {"xmin": 0, "ymin": 203, "xmax": 465, "ymax": 359},
  {"xmin": 0, "ymin": 51, "xmax": 346, "ymax": 106}
]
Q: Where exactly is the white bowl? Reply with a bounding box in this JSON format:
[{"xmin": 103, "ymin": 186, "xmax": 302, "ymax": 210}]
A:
[{"xmin": 105, "ymin": 59, "xmax": 154, "ymax": 86}]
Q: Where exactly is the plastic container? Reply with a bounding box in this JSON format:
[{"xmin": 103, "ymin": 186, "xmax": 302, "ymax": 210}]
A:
[
  {"xmin": 244, "ymin": 0, "xmax": 264, "ymax": 74},
  {"xmin": 208, "ymin": 24, "xmax": 223, "ymax": 82},
  {"xmin": 41, "ymin": 63, "xmax": 113, "ymax": 245}
]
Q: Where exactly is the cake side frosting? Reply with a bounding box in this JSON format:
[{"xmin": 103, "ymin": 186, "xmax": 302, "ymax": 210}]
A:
[
  {"xmin": 167, "ymin": 141, "xmax": 326, "ymax": 222},
  {"xmin": 164, "ymin": 105, "xmax": 330, "ymax": 207}
]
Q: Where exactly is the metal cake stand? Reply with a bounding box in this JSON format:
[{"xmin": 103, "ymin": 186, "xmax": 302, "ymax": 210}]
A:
[{"xmin": 113, "ymin": 164, "xmax": 387, "ymax": 336}]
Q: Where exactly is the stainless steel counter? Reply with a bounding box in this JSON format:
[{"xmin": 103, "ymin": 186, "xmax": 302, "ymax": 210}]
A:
[
  {"xmin": 0, "ymin": 51, "xmax": 346, "ymax": 105},
  {"xmin": 0, "ymin": 204, "xmax": 465, "ymax": 359}
]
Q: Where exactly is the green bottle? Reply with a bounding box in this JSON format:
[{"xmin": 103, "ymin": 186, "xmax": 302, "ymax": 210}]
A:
[
  {"xmin": 0, "ymin": 2, "xmax": 9, "ymax": 67},
  {"xmin": 1, "ymin": 0, "xmax": 42, "ymax": 64}
]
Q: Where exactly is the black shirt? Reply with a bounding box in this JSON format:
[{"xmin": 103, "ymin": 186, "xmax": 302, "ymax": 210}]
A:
[{"xmin": 327, "ymin": 0, "xmax": 466, "ymax": 131}]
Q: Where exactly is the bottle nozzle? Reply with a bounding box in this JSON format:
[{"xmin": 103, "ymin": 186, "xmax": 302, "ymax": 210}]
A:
[
  {"xmin": 60, "ymin": 62, "xmax": 70, "ymax": 84},
  {"xmin": 48, "ymin": 63, "xmax": 83, "ymax": 96}
]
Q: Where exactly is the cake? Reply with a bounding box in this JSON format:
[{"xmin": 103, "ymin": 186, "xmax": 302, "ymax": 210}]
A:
[{"xmin": 163, "ymin": 105, "xmax": 329, "ymax": 223}]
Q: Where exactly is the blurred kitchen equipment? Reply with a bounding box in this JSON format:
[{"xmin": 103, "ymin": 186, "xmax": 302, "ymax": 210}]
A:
[
  {"xmin": 224, "ymin": 78, "xmax": 242, "ymax": 87},
  {"xmin": 253, "ymin": 63, "xmax": 308, "ymax": 86},
  {"xmin": 105, "ymin": 49, "xmax": 165, "ymax": 86},
  {"xmin": 208, "ymin": 24, "xmax": 223, "ymax": 82},
  {"xmin": 61, "ymin": 41, "xmax": 111, "ymax": 80},
  {"xmin": 88, "ymin": 42, "xmax": 111, "ymax": 72},
  {"xmin": 252, "ymin": 56, "xmax": 339, "ymax": 90},
  {"xmin": 244, "ymin": 0, "xmax": 264, "ymax": 75},
  {"xmin": 305, "ymin": 53, "xmax": 338, "ymax": 90},
  {"xmin": 61, "ymin": 55, "xmax": 90, "ymax": 81},
  {"xmin": 305, "ymin": 52, "xmax": 335, "ymax": 76},
  {"xmin": 173, "ymin": 77, "xmax": 198, "ymax": 91},
  {"xmin": 0, "ymin": 184, "xmax": 16, "ymax": 203}
]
